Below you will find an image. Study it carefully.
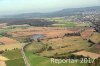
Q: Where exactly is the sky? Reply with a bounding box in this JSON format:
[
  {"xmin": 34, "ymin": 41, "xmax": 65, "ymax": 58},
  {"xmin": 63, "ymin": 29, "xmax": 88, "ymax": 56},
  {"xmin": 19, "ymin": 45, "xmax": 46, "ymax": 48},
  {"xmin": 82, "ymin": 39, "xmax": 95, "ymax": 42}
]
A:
[{"xmin": 0, "ymin": 0, "xmax": 100, "ymax": 15}]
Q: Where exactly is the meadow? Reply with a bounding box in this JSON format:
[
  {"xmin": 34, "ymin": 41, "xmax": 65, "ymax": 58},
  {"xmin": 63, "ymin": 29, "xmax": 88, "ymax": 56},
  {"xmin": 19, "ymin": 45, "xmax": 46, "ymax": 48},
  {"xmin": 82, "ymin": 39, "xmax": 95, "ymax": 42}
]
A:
[
  {"xmin": 2, "ymin": 49, "xmax": 26, "ymax": 66},
  {"xmin": 25, "ymin": 51, "xmax": 88, "ymax": 66}
]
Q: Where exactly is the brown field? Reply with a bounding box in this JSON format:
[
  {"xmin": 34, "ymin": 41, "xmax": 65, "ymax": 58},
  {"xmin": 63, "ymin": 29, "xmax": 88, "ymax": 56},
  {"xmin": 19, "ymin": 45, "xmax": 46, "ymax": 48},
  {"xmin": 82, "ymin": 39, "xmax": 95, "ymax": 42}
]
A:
[
  {"xmin": 9, "ymin": 27, "xmax": 81, "ymax": 38},
  {"xmin": 0, "ymin": 61, "xmax": 6, "ymax": 66},
  {"xmin": 81, "ymin": 28, "xmax": 95, "ymax": 39},
  {"xmin": 0, "ymin": 37, "xmax": 21, "ymax": 51},
  {"xmin": 0, "ymin": 44, "xmax": 21, "ymax": 51},
  {"xmin": 73, "ymin": 51, "xmax": 100, "ymax": 59},
  {"xmin": 0, "ymin": 55, "xmax": 9, "ymax": 66},
  {"xmin": 0, "ymin": 37, "xmax": 19, "ymax": 44}
]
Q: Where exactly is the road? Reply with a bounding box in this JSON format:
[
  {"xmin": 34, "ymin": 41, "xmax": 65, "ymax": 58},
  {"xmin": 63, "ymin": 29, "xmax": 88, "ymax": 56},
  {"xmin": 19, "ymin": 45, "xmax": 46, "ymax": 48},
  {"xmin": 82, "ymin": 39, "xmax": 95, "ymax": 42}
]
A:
[{"xmin": 21, "ymin": 43, "xmax": 30, "ymax": 66}]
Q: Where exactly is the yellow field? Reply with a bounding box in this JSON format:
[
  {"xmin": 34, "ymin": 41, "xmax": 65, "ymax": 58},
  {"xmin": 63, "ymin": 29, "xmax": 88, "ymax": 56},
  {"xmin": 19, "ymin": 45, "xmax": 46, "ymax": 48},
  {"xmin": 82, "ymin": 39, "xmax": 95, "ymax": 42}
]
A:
[
  {"xmin": 0, "ymin": 61, "xmax": 6, "ymax": 66},
  {"xmin": 0, "ymin": 44, "xmax": 21, "ymax": 51},
  {"xmin": 0, "ymin": 37, "xmax": 19, "ymax": 45},
  {"xmin": 39, "ymin": 36, "xmax": 90, "ymax": 57},
  {"xmin": 73, "ymin": 51, "xmax": 100, "ymax": 59},
  {"xmin": 90, "ymin": 32, "xmax": 100, "ymax": 44},
  {"xmin": 0, "ymin": 37, "xmax": 21, "ymax": 51}
]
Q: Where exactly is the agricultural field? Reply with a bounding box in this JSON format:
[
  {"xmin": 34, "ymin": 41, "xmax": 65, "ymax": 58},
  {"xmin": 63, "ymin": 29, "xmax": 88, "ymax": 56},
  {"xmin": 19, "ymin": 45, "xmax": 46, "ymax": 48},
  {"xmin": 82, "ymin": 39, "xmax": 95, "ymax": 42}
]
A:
[
  {"xmin": 0, "ymin": 37, "xmax": 21, "ymax": 51},
  {"xmin": 73, "ymin": 51, "xmax": 100, "ymax": 59},
  {"xmin": 81, "ymin": 28, "xmax": 95, "ymax": 40},
  {"xmin": 89, "ymin": 32, "xmax": 100, "ymax": 44},
  {"xmin": 0, "ymin": 23, "xmax": 100, "ymax": 66},
  {"xmin": 47, "ymin": 18, "xmax": 92, "ymax": 27},
  {"xmin": 25, "ymin": 51, "xmax": 88, "ymax": 66},
  {"xmin": 2, "ymin": 49, "xmax": 25, "ymax": 66},
  {"xmin": 25, "ymin": 36, "xmax": 91, "ymax": 57},
  {"xmin": 24, "ymin": 27, "xmax": 100, "ymax": 66},
  {"xmin": 9, "ymin": 27, "xmax": 81, "ymax": 38},
  {"xmin": 0, "ymin": 3, "xmax": 100, "ymax": 66}
]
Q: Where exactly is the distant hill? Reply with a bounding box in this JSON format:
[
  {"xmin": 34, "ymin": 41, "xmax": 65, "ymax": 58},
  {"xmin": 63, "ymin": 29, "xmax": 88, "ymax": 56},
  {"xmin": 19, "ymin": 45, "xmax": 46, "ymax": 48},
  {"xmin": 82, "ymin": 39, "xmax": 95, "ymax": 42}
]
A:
[
  {"xmin": 2, "ymin": 6, "xmax": 100, "ymax": 18},
  {"xmin": 0, "ymin": 6, "xmax": 100, "ymax": 28}
]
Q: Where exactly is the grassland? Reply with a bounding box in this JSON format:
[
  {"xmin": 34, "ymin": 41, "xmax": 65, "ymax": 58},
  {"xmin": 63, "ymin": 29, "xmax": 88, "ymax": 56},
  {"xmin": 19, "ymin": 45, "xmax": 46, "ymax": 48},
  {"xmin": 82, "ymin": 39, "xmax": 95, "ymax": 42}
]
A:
[
  {"xmin": 89, "ymin": 32, "xmax": 100, "ymax": 44},
  {"xmin": 2, "ymin": 49, "xmax": 25, "ymax": 66},
  {"xmin": 6, "ymin": 58, "xmax": 25, "ymax": 66},
  {"xmin": 50, "ymin": 18, "xmax": 92, "ymax": 27},
  {"xmin": 0, "ymin": 28, "xmax": 13, "ymax": 36},
  {"xmin": 25, "ymin": 51, "xmax": 88, "ymax": 66},
  {"xmin": 40, "ymin": 36, "xmax": 90, "ymax": 57},
  {"xmin": 2, "ymin": 49, "xmax": 22, "ymax": 59}
]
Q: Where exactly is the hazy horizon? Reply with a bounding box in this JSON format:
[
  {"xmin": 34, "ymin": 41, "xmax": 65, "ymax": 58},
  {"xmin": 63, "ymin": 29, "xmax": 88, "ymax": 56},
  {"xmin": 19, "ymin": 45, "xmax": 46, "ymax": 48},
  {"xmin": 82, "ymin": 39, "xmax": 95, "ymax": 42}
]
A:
[{"xmin": 0, "ymin": 0, "xmax": 100, "ymax": 16}]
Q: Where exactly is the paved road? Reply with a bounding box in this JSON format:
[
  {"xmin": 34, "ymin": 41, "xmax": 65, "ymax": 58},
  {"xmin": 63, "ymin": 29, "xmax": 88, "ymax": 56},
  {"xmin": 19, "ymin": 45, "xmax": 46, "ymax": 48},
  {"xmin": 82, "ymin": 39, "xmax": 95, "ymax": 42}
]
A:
[{"xmin": 21, "ymin": 43, "xmax": 30, "ymax": 66}]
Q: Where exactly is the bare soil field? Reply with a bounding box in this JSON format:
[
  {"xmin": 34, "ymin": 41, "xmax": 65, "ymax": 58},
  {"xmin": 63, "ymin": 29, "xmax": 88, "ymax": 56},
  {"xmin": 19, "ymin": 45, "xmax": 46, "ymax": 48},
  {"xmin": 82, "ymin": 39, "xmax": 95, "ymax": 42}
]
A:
[
  {"xmin": 0, "ymin": 61, "xmax": 6, "ymax": 66},
  {"xmin": 0, "ymin": 55, "xmax": 9, "ymax": 66},
  {"xmin": 0, "ymin": 37, "xmax": 21, "ymax": 51},
  {"xmin": 0, "ymin": 55, "xmax": 9, "ymax": 61},
  {"xmin": 73, "ymin": 51, "xmax": 100, "ymax": 59},
  {"xmin": 81, "ymin": 28, "xmax": 95, "ymax": 39},
  {"xmin": 0, "ymin": 37, "xmax": 19, "ymax": 44},
  {"xmin": 9, "ymin": 27, "xmax": 81, "ymax": 38}
]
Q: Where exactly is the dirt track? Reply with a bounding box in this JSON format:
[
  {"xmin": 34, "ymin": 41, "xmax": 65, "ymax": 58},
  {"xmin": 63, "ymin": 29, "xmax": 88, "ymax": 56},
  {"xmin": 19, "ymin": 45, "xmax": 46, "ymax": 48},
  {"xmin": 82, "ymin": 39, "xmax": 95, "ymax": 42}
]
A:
[{"xmin": 0, "ymin": 61, "xmax": 6, "ymax": 66}]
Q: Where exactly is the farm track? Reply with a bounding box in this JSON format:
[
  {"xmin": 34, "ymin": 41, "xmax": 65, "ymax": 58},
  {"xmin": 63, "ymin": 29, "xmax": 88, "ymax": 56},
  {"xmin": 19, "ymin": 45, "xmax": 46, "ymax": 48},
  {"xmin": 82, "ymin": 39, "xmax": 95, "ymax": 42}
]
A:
[
  {"xmin": 0, "ymin": 61, "xmax": 6, "ymax": 66},
  {"xmin": 21, "ymin": 43, "xmax": 30, "ymax": 66}
]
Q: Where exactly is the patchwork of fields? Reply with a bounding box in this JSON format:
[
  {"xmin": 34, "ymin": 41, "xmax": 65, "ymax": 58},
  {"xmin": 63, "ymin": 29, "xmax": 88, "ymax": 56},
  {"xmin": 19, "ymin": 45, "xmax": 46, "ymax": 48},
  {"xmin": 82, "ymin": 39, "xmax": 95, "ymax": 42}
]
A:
[
  {"xmin": 0, "ymin": 24, "xmax": 100, "ymax": 66},
  {"xmin": 0, "ymin": 37, "xmax": 21, "ymax": 51},
  {"xmin": 2, "ymin": 49, "xmax": 25, "ymax": 66},
  {"xmin": 9, "ymin": 27, "xmax": 81, "ymax": 38}
]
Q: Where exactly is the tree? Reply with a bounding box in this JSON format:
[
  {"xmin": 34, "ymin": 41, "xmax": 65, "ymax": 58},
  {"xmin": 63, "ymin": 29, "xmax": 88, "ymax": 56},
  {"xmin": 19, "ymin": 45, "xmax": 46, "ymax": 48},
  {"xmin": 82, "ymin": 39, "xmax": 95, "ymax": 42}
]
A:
[{"xmin": 47, "ymin": 46, "xmax": 53, "ymax": 50}]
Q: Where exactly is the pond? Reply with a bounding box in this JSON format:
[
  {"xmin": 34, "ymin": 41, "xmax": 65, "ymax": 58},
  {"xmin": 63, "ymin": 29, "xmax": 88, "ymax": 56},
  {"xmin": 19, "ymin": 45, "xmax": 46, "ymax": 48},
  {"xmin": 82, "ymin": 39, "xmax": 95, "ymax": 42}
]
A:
[{"xmin": 31, "ymin": 34, "xmax": 47, "ymax": 40}]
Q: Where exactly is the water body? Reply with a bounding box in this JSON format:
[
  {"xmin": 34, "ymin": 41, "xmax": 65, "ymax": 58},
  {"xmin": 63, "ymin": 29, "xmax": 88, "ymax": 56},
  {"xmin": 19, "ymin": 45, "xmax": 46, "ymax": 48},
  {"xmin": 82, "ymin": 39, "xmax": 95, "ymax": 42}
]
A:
[{"xmin": 31, "ymin": 34, "xmax": 47, "ymax": 40}]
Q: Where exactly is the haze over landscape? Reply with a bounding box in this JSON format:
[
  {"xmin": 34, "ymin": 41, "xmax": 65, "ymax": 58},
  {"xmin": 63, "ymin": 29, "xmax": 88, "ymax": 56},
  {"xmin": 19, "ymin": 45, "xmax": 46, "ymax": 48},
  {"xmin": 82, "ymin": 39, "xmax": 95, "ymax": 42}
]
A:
[
  {"xmin": 0, "ymin": 0, "xmax": 100, "ymax": 66},
  {"xmin": 0, "ymin": 0, "xmax": 100, "ymax": 16}
]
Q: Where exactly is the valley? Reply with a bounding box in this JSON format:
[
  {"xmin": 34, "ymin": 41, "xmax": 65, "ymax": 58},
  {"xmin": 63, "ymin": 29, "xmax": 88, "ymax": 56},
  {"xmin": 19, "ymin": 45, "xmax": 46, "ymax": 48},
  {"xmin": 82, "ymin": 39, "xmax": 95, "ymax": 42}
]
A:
[{"xmin": 0, "ymin": 6, "xmax": 100, "ymax": 66}]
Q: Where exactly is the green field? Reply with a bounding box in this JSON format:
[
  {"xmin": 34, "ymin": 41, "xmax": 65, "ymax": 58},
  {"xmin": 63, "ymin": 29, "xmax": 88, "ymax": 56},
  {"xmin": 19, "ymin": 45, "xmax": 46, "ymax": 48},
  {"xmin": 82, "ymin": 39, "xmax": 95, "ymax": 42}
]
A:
[
  {"xmin": 6, "ymin": 58, "xmax": 25, "ymax": 66},
  {"xmin": 2, "ymin": 49, "xmax": 22, "ymax": 59},
  {"xmin": 2, "ymin": 49, "xmax": 25, "ymax": 66},
  {"xmin": 0, "ymin": 28, "xmax": 13, "ymax": 36},
  {"xmin": 25, "ymin": 51, "xmax": 88, "ymax": 66},
  {"xmin": 64, "ymin": 22, "xmax": 77, "ymax": 27}
]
